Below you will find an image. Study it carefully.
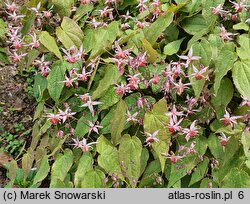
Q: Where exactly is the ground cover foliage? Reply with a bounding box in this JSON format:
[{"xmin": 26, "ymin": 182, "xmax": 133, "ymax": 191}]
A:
[{"xmin": 0, "ymin": 0, "xmax": 250, "ymax": 188}]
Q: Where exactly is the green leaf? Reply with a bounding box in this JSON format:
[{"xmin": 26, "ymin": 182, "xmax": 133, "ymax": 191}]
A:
[
  {"xmin": 111, "ymin": 100, "xmax": 127, "ymax": 145},
  {"xmin": 82, "ymin": 29, "xmax": 95, "ymax": 53},
  {"xmin": 233, "ymin": 23, "xmax": 249, "ymax": 31},
  {"xmin": 90, "ymin": 21, "xmax": 120, "ymax": 58},
  {"xmin": 212, "ymin": 147, "xmax": 244, "ymax": 184},
  {"xmin": 152, "ymin": 141, "xmax": 168, "ymax": 173},
  {"xmin": 139, "ymin": 159, "xmax": 162, "ymax": 187},
  {"xmin": 222, "ymin": 168, "xmax": 250, "ymax": 187},
  {"xmin": 33, "ymin": 155, "xmax": 50, "ymax": 185},
  {"xmin": 200, "ymin": 178, "xmax": 217, "ymax": 188},
  {"xmin": 99, "ymin": 107, "xmax": 116, "ymax": 134},
  {"xmin": 118, "ymin": 0, "xmax": 137, "ymax": 9},
  {"xmin": 0, "ymin": 47, "xmax": 10, "ymax": 64},
  {"xmin": 192, "ymin": 39, "xmax": 212, "ymax": 66},
  {"xmin": 202, "ymin": 0, "xmax": 225, "ymax": 24},
  {"xmin": 33, "ymin": 74, "xmax": 47, "ymax": 102},
  {"xmin": 47, "ymin": 61, "xmax": 67, "ymax": 103},
  {"xmin": 207, "ymin": 134, "xmax": 223, "ymax": 160},
  {"xmin": 74, "ymin": 153, "xmax": 93, "ymax": 187},
  {"xmin": 92, "ymin": 65, "xmax": 120, "ymax": 100},
  {"xmin": 52, "ymin": 0, "xmax": 74, "ymax": 17},
  {"xmin": 0, "ymin": 18, "xmax": 7, "ymax": 38},
  {"xmin": 163, "ymin": 37, "xmax": 185, "ymax": 56},
  {"xmin": 143, "ymin": 98, "xmax": 170, "ymax": 171},
  {"xmin": 211, "ymin": 77, "xmax": 234, "ymax": 118},
  {"xmin": 241, "ymin": 131, "xmax": 250, "ymax": 158},
  {"xmin": 50, "ymin": 149, "xmax": 73, "ymax": 187},
  {"xmin": 140, "ymin": 148, "xmax": 149, "ymax": 177},
  {"xmin": 56, "ymin": 17, "xmax": 84, "ymax": 49},
  {"xmin": 81, "ymin": 169, "xmax": 105, "ymax": 188},
  {"xmin": 214, "ymin": 42, "xmax": 237, "ymax": 95},
  {"xmin": 167, "ymin": 155, "xmax": 197, "ymax": 187},
  {"xmin": 8, "ymin": 160, "xmax": 18, "ymax": 181},
  {"xmin": 21, "ymin": 13, "xmax": 36, "ymax": 35},
  {"xmin": 188, "ymin": 39, "xmax": 212, "ymax": 98},
  {"xmin": 237, "ymin": 34, "xmax": 250, "ymax": 60},
  {"xmin": 22, "ymin": 148, "xmax": 34, "ymax": 180},
  {"xmin": 208, "ymin": 134, "xmax": 240, "ymax": 166},
  {"xmin": 99, "ymin": 87, "xmax": 120, "ymax": 111},
  {"xmin": 189, "ymin": 157, "xmax": 209, "ymax": 186},
  {"xmin": 144, "ymin": 12, "xmax": 174, "ymax": 45},
  {"xmin": 97, "ymin": 135, "xmax": 122, "ymax": 177},
  {"xmin": 182, "ymin": 14, "xmax": 208, "ymax": 35},
  {"xmin": 232, "ymin": 60, "xmax": 250, "ymax": 100},
  {"xmin": 194, "ymin": 135, "xmax": 208, "ymax": 155},
  {"xmin": 143, "ymin": 98, "xmax": 170, "ymax": 142},
  {"xmin": 74, "ymin": 4, "xmax": 94, "ymax": 21},
  {"xmin": 39, "ymin": 31, "xmax": 62, "ymax": 60},
  {"xmin": 118, "ymin": 135, "xmax": 142, "ymax": 187},
  {"xmin": 74, "ymin": 111, "xmax": 97, "ymax": 138},
  {"xmin": 208, "ymin": 34, "xmax": 224, "ymax": 61},
  {"xmin": 141, "ymin": 38, "xmax": 158, "ymax": 63},
  {"xmin": 176, "ymin": 0, "xmax": 202, "ymax": 13}
]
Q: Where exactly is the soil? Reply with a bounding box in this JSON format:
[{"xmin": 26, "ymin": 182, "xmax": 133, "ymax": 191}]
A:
[
  {"xmin": 0, "ymin": 63, "xmax": 35, "ymax": 133},
  {"xmin": 0, "ymin": 62, "xmax": 35, "ymax": 187}
]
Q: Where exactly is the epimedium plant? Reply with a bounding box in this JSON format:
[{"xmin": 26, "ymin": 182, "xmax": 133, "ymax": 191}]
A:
[{"xmin": 1, "ymin": 0, "xmax": 250, "ymax": 188}]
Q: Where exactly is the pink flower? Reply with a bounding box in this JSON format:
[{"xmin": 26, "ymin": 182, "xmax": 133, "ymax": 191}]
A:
[
  {"xmin": 173, "ymin": 79, "xmax": 191, "ymax": 95},
  {"xmin": 88, "ymin": 121, "xmax": 103, "ymax": 136},
  {"xmin": 12, "ymin": 39, "xmax": 23, "ymax": 50},
  {"xmin": 28, "ymin": 2, "xmax": 41, "ymax": 14},
  {"xmin": 10, "ymin": 52, "xmax": 27, "ymax": 63},
  {"xmin": 80, "ymin": 0, "xmax": 96, "ymax": 4},
  {"xmin": 62, "ymin": 46, "xmax": 80, "ymax": 63},
  {"xmin": 149, "ymin": 74, "xmax": 160, "ymax": 85},
  {"xmin": 211, "ymin": 4, "xmax": 228, "ymax": 16},
  {"xmin": 229, "ymin": 0, "xmax": 247, "ymax": 13},
  {"xmin": 58, "ymin": 107, "xmax": 76, "ymax": 123},
  {"xmin": 167, "ymin": 117, "xmax": 183, "ymax": 134},
  {"xmin": 42, "ymin": 6, "xmax": 53, "ymax": 18},
  {"xmin": 77, "ymin": 93, "xmax": 90, "ymax": 103},
  {"xmin": 115, "ymin": 83, "xmax": 129, "ymax": 96},
  {"xmin": 57, "ymin": 130, "xmax": 64, "ymax": 138},
  {"xmin": 190, "ymin": 64, "xmax": 209, "ymax": 81},
  {"xmin": 219, "ymin": 133, "xmax": 230, "ymax": 146},
  {"xmin": 144, "ymin": 130, "xmax": 160, "ymax": 146},
  {"xmin": 76, "ymin": 67, "xmax": 92, "ymax": 81},
  {"xmin": 127, "ymin": 74, "xmax": 141, "ymax": 90},
  {"xmin": 137, "ymin": 97, "xmax": 144, "ymax": 109},
  {"xmin": 136, "ymin": 20, "xmax": 150, "ymax": 29},
  {"xmin": 220, "ymin": 109, "xmax": 242, "ymax": 128},
  {"xmin": 178, "ymin": 46, "xmax": 201, "ymax": 67},
  {"xmin": 162, "ymin": 152, "xmax": 184, "ymax": 164},
  {"xmin": 61, "ymin": 75, "xmax": 77, "ymax": 88},
  {"xmin": 126, "ymin": 110, "xmax": 138, "ymax": 123},
  {"xmin": 72, "ymin": 138, "xmax": 98, "ymax": 153},
  {"xmin": 136, "ymin": 0, "xmax": 148, "ymax": 13},
  {"xmin": 81, "ymin": 98, "xmax": 102, "ymax": 116},
  {"xmin": 240, "ymin": 96, "xmax": 250, "ymax": 107},
  {"xmin": 121, "ymin": 10, "xmax": 132, "ymax": 21},
  {"xmin": 166, "ymin": 104, "xmax": 184, "ymax": 122},
  {"xmin": 5, "ymin": 1, "xmax": 18, "ymax": 13},
  {"xmin": 182, "ymin": 120, "xmax": 199, "ymax": 141},
  {"xmin": 171, "ymin": 62, "xmax": 186, "ymax": 78},
  {"xmin": 7, "ymin": 11, "xmax": 25, "ymax": 22},
  {"xmin": 29, "ymin": 32, "xmax": 40, "ymax": 48},
  {"xmin": 219, "ymin": 25, "xmax": 236, "ymax": 41},
  {"xmin": 46, "ymin": 113, "xmax": 61, "ymax": 124},
  {"xmin": 99, "ymin": 6, "xmax": 114, "ymax": 18},
  {"xmin": 114, "ymin": 41, "xmax": 131, "ymax": 59}
]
